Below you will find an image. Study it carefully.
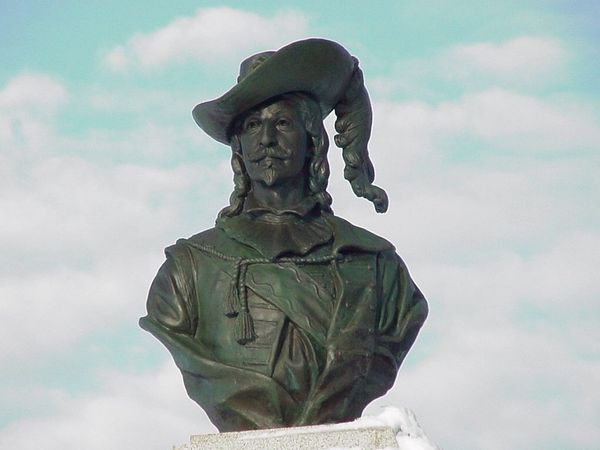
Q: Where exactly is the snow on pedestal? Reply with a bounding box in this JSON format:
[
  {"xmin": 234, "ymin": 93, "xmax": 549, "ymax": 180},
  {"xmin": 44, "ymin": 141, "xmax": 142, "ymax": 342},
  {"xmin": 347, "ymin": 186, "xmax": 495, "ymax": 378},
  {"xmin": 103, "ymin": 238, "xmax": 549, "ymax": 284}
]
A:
[
  {"xmin": 359, "ymin": 407, "xmax": 439, "ymax": 450},
  {"xmin": 173, "ymin": 407, "xmax": 439, "ymax": 450}
]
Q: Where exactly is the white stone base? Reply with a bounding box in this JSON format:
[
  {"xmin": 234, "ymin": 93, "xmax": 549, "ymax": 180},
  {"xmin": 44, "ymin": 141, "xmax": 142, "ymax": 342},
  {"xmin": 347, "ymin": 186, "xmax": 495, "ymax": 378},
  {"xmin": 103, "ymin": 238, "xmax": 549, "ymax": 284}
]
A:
[
  {"xmin": 173, "ymin": 407, "xmax": 439, "ymax": 450},
  {"xmin": 175, "ymin": 424, "xmax": 397, "ymax": 450}
]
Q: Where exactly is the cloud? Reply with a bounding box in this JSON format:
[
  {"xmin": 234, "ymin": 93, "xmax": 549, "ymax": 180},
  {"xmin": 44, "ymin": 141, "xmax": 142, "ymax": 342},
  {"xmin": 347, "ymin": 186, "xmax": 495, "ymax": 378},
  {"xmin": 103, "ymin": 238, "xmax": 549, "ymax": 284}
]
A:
[
  {"xmin": 326, "ymin": 88, "xmax": 600, "ymax": 215},
  {"xmin": 447, "ymin": 36, "xmax": 565, "ymax": 81},
  {"xmin": 366, "ymin": 88, "xmax": 600, "ymax": 172},
  {"xmin": 0, "ymin": 74, "xmax": 67, "ymax": 112},
  {"xmin": 373, "ymin": 320, "xmax": 600, "ymax": 450},
  {"xmin": 103, "ymin": 7, "xmax": 308, "ymax": 71},
  {"xmin": 439, "ymin": 89, "xmax": 599, "ymax": 149},
  {"xmin": 0, "ymin": 146, "xmax": 235, "ymax": 366},
  {"xmin": 0, "ymin": 74, "xmax": 233, "ymax": 367},
  {"xmin": 326, "ymin": 88, "xmax": 600, "ymax": 271},
  {"xmin": 370, "ymin": 36, "xmax": 568, "ymax": 98},
  {"xmin": 0, "ymin": 74, "xmax": 67, "ymax": 158},
  {"xmin": 0, "ymin": 363, "xmax": 213, "ymax": 450}
]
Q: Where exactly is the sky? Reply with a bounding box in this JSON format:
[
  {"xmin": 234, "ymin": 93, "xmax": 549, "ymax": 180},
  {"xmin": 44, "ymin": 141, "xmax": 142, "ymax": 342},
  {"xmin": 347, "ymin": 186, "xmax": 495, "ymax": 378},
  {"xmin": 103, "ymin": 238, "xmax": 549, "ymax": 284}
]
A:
[{"xmin": 1, "ymin": 1, "xmax": 599, "ymax": 449}]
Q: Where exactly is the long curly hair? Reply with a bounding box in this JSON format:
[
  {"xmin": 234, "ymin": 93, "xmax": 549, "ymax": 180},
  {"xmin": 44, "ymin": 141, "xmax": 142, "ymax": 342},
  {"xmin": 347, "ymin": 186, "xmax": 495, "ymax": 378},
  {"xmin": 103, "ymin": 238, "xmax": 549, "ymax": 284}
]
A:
[{"xmin": 218, "ymin": 93, "xmax": 332, "ymax": 218}]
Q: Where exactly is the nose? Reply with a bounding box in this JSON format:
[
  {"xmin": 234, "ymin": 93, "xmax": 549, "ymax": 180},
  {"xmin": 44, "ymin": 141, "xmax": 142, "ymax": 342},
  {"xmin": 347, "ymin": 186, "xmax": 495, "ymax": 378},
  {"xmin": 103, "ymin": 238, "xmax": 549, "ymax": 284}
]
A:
[{"xmin": 259, "ymin": 122, "xmax": 277, "ymax": 147}]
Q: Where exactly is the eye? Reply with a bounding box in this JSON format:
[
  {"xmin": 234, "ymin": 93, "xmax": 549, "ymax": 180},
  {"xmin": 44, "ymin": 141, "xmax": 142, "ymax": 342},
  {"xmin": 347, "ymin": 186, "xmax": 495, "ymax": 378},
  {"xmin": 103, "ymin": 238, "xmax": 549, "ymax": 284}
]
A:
[
  {"xmin": 244, "ymin": 119, "xmax": 260, "ymax": 131},
  {"xmin": 276, "ymin": 118, "xmax": 292, "ymax": 129}
]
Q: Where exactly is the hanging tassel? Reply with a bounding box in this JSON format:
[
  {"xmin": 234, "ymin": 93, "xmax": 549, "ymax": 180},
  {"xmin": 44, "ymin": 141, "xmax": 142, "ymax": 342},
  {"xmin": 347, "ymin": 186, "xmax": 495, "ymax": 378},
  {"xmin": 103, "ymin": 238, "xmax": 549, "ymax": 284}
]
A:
[
  {"xmin": 223, "ymin": 258, "xmax": 243, "ymax": 317},
  {"xmin": 223, "ymin": 279, "xmax": 239, "ymax": 317},
  {"xmin": 234, "ymin": 262, "xmax": 256, "ymax": 345},
  {"xmin": 235, "ymin": 308, "xmax": 256, "ymax": 345}
]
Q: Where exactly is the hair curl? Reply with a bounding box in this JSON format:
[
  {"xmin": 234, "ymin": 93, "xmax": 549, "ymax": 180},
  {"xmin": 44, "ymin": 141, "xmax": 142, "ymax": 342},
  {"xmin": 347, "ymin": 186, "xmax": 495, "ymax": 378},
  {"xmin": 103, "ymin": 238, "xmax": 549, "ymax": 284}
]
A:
[{"xmin": 334, "ymin": 61, "xmax": 388, "ymax": 213}]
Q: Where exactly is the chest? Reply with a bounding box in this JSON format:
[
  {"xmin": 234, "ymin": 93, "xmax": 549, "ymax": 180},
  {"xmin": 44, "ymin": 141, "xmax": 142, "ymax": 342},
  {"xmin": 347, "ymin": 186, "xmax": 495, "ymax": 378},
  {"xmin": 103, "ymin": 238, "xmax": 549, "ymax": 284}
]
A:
[{"xmin": 190, "ymin": 250, "xmax": 379, "ymax": 375}]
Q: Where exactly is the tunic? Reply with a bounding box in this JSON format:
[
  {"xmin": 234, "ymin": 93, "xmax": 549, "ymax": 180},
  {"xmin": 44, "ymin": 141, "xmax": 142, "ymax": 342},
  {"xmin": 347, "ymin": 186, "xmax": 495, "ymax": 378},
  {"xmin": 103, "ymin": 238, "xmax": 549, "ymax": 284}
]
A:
[{"xmin": 139, "ymin": 205, "xmax": 428, "ymax": 431}]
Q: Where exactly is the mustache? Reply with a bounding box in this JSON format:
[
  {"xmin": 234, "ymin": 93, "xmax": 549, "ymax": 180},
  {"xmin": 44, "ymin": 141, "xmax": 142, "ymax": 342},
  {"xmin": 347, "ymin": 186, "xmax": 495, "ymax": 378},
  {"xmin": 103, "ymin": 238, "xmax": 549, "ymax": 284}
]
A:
[{"xmin": 246, "ymin": 146, "xmax": 292, "ymax": 162}]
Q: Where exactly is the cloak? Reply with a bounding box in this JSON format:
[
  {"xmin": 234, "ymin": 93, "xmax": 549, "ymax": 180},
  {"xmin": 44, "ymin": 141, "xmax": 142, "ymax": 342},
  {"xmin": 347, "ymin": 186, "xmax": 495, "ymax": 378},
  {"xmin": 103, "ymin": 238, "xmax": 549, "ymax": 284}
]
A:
[{"xmin": 140, "ymin": 211, "xmax": 427, "ymax": 431}]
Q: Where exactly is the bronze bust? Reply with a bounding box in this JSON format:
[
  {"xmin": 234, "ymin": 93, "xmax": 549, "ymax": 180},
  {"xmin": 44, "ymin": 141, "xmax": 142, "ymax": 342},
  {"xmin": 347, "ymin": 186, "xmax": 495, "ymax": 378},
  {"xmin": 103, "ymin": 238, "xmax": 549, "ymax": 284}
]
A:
[{"xmin": 140, "ymin": 39, "xmax": 428, "ymax": 432}]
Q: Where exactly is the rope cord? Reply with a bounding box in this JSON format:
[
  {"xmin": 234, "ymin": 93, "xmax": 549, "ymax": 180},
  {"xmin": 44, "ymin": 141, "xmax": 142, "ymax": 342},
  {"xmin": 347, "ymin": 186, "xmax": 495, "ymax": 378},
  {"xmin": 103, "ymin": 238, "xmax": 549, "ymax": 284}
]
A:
[
  {"xmin": 183, "ymin": 239, "xmax": 342, "ymax": 265},
  {"xmin": 182, "ymin": 239, "xmax": 342, "ymax": 345}
]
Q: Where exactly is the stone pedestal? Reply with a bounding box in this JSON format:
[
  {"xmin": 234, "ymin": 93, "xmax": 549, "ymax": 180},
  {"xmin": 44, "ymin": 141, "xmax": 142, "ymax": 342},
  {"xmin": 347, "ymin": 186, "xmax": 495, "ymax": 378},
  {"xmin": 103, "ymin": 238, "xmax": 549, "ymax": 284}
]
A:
[
  {"xmin": 174, "ymin": 423, "xmax": 398, "ymax": 450},
  {"xmin": 173, "ymin": 407, "xmax": 438, "ymax": 450}
]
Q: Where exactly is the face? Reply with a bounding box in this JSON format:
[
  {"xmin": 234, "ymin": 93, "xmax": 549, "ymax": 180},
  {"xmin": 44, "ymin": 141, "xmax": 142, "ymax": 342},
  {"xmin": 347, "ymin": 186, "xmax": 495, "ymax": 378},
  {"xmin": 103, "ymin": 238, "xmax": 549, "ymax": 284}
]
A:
[{"xmin": 238, "ymin": 98, "xmax": 309, "ymax": 188}]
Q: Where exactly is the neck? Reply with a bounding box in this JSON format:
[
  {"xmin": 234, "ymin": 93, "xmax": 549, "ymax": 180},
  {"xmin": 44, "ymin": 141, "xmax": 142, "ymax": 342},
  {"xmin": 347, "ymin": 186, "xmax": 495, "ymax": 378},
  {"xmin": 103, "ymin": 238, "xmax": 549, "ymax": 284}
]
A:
[{"xmin": 250, "ymin": 176, "xmax": 307, "ymax": 211}]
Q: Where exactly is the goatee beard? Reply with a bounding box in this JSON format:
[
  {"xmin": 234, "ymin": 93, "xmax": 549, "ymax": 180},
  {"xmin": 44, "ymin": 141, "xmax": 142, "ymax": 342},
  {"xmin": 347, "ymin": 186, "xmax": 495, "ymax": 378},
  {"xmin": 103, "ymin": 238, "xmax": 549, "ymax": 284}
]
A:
[{"xmin": 262, "ymin": 168, "xmax": 277, "ymax": 186}]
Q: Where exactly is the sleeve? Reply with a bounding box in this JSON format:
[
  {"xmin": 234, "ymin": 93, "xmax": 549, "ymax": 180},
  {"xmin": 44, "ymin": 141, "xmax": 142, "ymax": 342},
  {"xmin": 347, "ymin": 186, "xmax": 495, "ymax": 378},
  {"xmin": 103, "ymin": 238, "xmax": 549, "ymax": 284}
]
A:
[
  {"xmin": 143, "ymin": 244, "xmax": 197, "ymax": 335},
  {"xmin": 376, "ymin": 249, "xmax": 428, "ymax": 371}
]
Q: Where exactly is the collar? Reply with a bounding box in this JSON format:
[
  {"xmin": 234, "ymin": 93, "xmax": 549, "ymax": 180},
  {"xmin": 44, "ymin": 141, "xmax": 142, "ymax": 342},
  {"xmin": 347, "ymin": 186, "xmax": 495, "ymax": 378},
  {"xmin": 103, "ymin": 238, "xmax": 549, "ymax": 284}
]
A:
[
  {"xmin": 216, "ymin": 212, "xmax": 333, "ymax": 260},
  {"xmin": 213, "ymin": 192, "xmax": 394, "ymax": 259},
  {"xmin": 242, "ymin": 191, "xmax": 319, "ymax": 218}
]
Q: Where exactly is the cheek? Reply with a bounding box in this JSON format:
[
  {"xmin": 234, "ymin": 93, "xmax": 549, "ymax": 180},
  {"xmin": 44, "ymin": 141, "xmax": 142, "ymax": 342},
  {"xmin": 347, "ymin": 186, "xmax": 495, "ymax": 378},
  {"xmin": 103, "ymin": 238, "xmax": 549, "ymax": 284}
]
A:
[
  {"xmin": 286, "ymin": 132, "xmax": 308, "ymax": 157},
  {"xmin": 287, "ymin": 150, "xmax": 308, "ymax": 174},
  {"xmin": 299, "ymin": 137, "xmax": 310, "ymax": 163},
  {"xmin": 239, "ymin": 137, "xmax": 252, "ymax": 157}
]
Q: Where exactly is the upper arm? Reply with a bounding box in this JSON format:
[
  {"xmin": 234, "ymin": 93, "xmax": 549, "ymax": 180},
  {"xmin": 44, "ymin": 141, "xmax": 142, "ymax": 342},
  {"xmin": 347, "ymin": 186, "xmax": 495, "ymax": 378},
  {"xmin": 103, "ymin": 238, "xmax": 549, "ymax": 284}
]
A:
[
  {"xmin": 376, "ymin": 250, "xmax": 428, "ymax": 364},
  {"xmin": 146, "ymin": 245, "xmax": 197, "ymax": 335}
]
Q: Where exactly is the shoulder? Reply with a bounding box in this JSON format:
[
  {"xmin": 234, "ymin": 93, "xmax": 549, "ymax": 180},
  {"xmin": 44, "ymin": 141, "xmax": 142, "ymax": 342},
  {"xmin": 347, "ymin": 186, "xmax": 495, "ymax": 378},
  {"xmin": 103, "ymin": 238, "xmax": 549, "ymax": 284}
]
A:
[
  {"xmin": 165, "ymin": 226, "xmax": 223, "ymax": 255},
  {"xmin": 323, "ymin": 214, "xmax": 395, "ymax": 254},
  {"xmin": 187, "ymin": 226, "xmax": 224, "ymax": 247},
  {"xmin": 156, "ymin": 227, "xmax": 233, "ymax": 286},
  {"xmin": 164, "ymin": 223, "xmax": 253, "ymax": 262},
  {"xmin": 157, "ymin": 227, "xmax": 217, "ymax": 267}
]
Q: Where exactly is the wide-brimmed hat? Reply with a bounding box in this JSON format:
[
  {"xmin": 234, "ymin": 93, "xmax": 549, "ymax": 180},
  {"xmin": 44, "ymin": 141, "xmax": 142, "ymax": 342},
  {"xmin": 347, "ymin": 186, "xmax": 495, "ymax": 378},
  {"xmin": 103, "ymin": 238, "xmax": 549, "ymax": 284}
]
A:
[{"xmin": 192, "ymin": 38, "xmax": 356, "ymax": 144}]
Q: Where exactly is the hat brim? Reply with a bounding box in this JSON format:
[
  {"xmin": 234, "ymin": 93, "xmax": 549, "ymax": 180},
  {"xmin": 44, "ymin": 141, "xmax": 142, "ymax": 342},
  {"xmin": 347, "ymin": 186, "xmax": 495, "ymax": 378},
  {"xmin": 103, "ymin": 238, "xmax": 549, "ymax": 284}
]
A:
[{"xmin": 192, "ymin": 38, "xmax": 356, "ymax": 145}]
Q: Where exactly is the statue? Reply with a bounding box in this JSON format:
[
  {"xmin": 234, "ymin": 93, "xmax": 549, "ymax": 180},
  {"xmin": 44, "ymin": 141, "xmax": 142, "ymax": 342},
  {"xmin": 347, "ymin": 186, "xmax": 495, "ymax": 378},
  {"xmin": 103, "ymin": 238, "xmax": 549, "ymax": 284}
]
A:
[{"xmin": 139, "ymin": 39, "xmax": 428, "ymax": 432}]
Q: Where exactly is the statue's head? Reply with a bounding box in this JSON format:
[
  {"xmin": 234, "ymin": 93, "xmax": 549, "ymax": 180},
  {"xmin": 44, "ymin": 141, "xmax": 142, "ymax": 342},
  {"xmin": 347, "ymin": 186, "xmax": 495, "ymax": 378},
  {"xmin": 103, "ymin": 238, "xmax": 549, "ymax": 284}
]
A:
[
  {"xmin": 220, "ymin": 93, "xmax": 332, "ymax": 217},
  {"xmin": 192, "ymin": 39, "xmax": 389, "ymax": 217}
]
